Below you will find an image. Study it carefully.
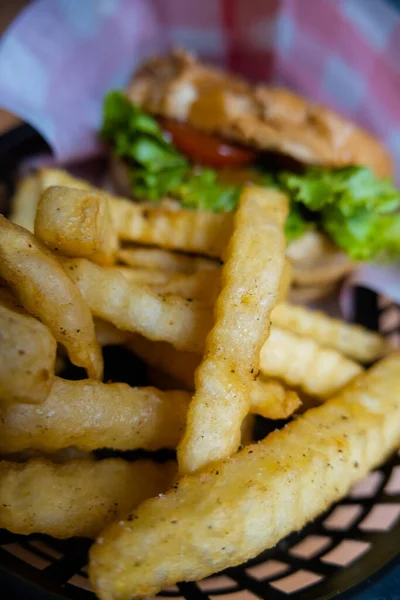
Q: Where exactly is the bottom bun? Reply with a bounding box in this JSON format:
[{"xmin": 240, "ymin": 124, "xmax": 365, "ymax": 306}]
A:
[{"xmin": 287, "ymin": 230, "xmax": 356, "ymax": 287}]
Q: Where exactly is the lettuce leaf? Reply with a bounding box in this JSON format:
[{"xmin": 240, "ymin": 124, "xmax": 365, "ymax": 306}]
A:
[
  {"xmin": 102, "ymin": 91, "xmax": 241, "ymax": 211},
  {"xmin": 284, "ymin": 204, "xmax": 314, "ymax": 243},
  {"xmin": 101, "ymin": 91, "xmax": 400, "ymax": 260},
  {"xmin": 277, "ymin": 167, "xmax": 400, "ymax": 260}
]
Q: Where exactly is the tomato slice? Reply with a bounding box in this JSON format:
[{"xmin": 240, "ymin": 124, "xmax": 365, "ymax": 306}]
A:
[{"xmin": 159, "ymin": 118, "xmax": 257, "ymax": 169}]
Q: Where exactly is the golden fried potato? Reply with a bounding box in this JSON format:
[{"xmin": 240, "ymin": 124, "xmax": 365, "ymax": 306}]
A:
[
  {"xmin": 272, "ymin": 302, "xmax": 388, "ymax": 362},
  {"xmin": 0, "ymin": 285, "xmax": 56, "ymax": 404},
  {"xmin": 115, "ymin": 267, "xmax": 173, "ymax": 286},
  {"xmin": 127, "ymin": 336, "xmax": 299, "ymax": 419},
  {"xmin": 178, "ymin": 187, "xmax": 288, "ymax": 474},
  {"xmin": 37, "ymin": 170, "xmax": 230, "ymax": 258},
  {"xmin": 250, "ymin": 377, "xmax": 301, "ymax": 419},
  {"xmin": 0, "ymin": 216, "xmax": 103, "ymax": 379},
  {"xmin": 118, "ymin": 268, "xmax": 220, "ymax": 304},
  {"xmin": 9, "ymin": 174, "xmax": 41, "ymax": 232},
  {"xmin": 279, "ymin": 259, "xmax": 293, "ymax": 300},
  {"xmin": 260, "ymin": 327, "xmax": 363, "ymax": 398},
  {"xmin": 118, "ymin": 247, "xmax": 218, "ymax": 273},
  {"xmin": 95, "ymin": 319, "xmax": 133, "ymax": 346},
  {"xmin": 0, "ymin": 458, "xmax": 175, "ymax": 539},
  {"xmin": 240, "ymin": 414, "xmax": 255, "ymax": 447},
  {"xmin": 62, "ymin": 258, "xmax": 212, "ymax": 353},
  {"xmin": 127, "ymin": 336, "xmax": 200, "ymax": 391},
  {"xmin": 9, "ymin": 169, "xmax": 92, "ymax": 234},
  {"xmin": 0, "ymin": 377, "xmax": 190, "ymax": 453},
  {"xmin": 152, "ymin": 270, "xmax": 221, "ymax": 304},
  {"xmin": 1, "ymin": 447, "xmax": 94, "ymax": 463},
  {"xmin": 111, "ymin": 197, "xmax": 233, "ymax": 257},
  {"xmin": 89, "ymin": 353, "xmax": 400, "ymax": 600},
  {"xmin": 35, "ymin": 186, "xmax": 118, "ymax": 265},
  {"xmin": 38, "ymin": 167, "xmax": 93, "ymax": 192}
]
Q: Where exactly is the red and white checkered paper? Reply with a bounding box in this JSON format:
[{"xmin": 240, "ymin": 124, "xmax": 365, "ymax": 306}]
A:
[{"xmin": 0, "ymin": 0, "xmax": 399, "ymax": 305}]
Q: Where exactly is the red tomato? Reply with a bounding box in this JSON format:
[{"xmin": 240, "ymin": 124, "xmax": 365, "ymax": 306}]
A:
[{"xmin": 159, "ymin": 118, "xmax": 257, "ymax": 169}]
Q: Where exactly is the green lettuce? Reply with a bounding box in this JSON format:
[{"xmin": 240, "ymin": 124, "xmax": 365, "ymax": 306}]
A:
[
  {"xmin": 284, "ymin": 204, "xmax": 314, "ymax": 243},
  {"xmin": 102, "ymin": 91, "xmax": 400, "ymax": 261},
  {"xmin": 102, "ymin": 91, "xmax": 241, "ymax": 210},
  {"xmin": 277, "ymin": 167, "xmax": 400, "ymax": 260}
]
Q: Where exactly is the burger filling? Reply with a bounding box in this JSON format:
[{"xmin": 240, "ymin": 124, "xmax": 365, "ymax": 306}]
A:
[{"xmin": 102, "ymin": 91, "xmax": 400, "ymax": 262}]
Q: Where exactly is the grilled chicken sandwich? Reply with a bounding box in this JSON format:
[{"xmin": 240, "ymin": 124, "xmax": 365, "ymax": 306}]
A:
[{"xmin": 101, "ymin": 50, "xmax": 399, "ymax": 295}]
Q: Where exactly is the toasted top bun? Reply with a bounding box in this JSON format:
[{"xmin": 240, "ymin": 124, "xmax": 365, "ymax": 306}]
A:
[{"xmin": 127, "ymin": 50, "xmax": 393, "ymax": 179}]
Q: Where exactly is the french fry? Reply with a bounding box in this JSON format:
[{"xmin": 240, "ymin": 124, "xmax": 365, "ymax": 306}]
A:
[
  {"xmin": 55, "ymin": 353, "xmax": 67, "ymax": 375},
  {"xmin": 1, "ymin": 448, "xmax": 94, "ymax": 463},
  {"xmin": 38, "ymin": 167, "xmax": 93, "ymax": 192},
  {"xmin": 126, "ymin": 262, "xmax": 287, "ymax": 306},
  {"xmin": 127, "ymin": 336, "xmax": 300, "ymax": 419},
  {"xmin": 0, "ymin": 285, "xmax": 57, "ymax": 404},
  {"xmin": 279, "ymin": 259, "xmax": 293, "ymax": 300},
  {"xmin": 62, "ymin": 258, "xmax": 213, "ymax": 353},
  {"xmin": 0, "ymin": 458, "xmax": 175, "ymax": 539},
  {"xmin": 118, "ymin": 267, "xmax": 220, "ymax": 304},
  {"xmin": 250, "ymin": 377, "xmax": 301, "ymax": 419},
  {"xmin": 95, "ymin": 319, "xmax": 133, "ymax": 346},
  {"xmin": 89, "ymin": 353, "xmax": 400, "ymax": 600},
  {"xmin": 272, "ymin": 302, "xmax": 387, "ymax": 362},
  {"xmin": 178, "ymin": 186, "xmax": 288, "ymax": 474},
  {"xmin": 127, "ymin": 336, "xmax": 200, "ymax": 391},
  {"xmin": 240, "ymin": 414, "xmax": 255, "ymax": 447},
  {"xmin": 118, "ymin": 247, "xmax": 218, "ymax": 273},
  {"xmin": 152, "ymin": 270, "xmax": 221, "ymax": 304},
  {"xmin": 34, "ymin": 170, "xmax": 344, "ymax": 293},
  {"xmin": 35, "ymin": 186, "xmax": 118, "ymax": 265},
  {"xmin": 116, "ymin": 267, "xmax": 173, "ymax": 286},
  {"xmin": 0, "ymin": 216, "xmax": 103, "ymax": 380},
  {"xmin": 9, "ymin": 174, "xmax": 41, "ymax": 232},
  {"xmin": 37, "ymin": 170, "xmax": 231, "ymax": 257},
  {"xmin": 0, "ymin": 377, "xmax": 190, "ymax": 453},
  {"xmin": 9, "ymin": 169, "xmax": 93, "ymax": 234},
  {"xmin": 260, "ymin": 327, "xmax": 363, "ymax": 398},
  {"xmin": 0, "ymin": 370, "xmax": 297, "ymax": 458},
  {"xmin": 94, "ymin": 261, "xmax": 382, "ymax": 365},
  {"xmin": 111, "ymin": 197, "xmax": 233, "ymax": 257}
]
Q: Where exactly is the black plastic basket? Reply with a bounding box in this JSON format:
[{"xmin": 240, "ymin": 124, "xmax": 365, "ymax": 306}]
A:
[{"xmin": 0, "ymin": 126, "xmax": 399, "ymax": 600}]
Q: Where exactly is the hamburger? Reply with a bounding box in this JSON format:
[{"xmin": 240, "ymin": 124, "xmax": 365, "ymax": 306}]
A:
[{"xmin": 101, "ymin": 50, "xmax": 399, "ymax": 297}]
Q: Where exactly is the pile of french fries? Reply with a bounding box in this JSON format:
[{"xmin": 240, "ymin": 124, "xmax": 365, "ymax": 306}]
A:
[{"xmin": 0, "ymin": 168, "xmax": 399, "ymax": 600}]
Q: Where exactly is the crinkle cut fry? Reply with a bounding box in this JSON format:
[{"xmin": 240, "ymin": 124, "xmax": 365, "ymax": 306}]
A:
[
  {"xmin": 0, "ymin": 284, "xmax": 57, "ymax": 404},
  {"xmin": 76, "ymin": 265, "xmax": 360, "ymax": 397},
  {"xmin": 89, "ymin": 353, "xmax": 400, "ymax": 600},
  {"xmin": 36, "ymin": 169, "xmax": 231, "ymax": 258},
  {"xmin": 9, "ymin": 174, "xmax": 41, "ymax": 232},
  {"xmin": 110, "ymin": 197, "xmax": 233, "ymax": 257},
  {"xmin": 127, "ymin": 336, "xmax": 299, "ymax": 419},
  {"xmin": 35, "ymin": 186, "xmax": 118, "ymax": 265},
  {"xmin": 0, "ymin": 216, "xmax": 103, "ymax": 379},
  {"xmin": 272, "ymin": 301, "xmax": 388, "ymax": 362},
  {"xmin": 260, "ymin": 327, "xmax": 363, "ymax": 398},
  {"xmin": 0, "ymin": 377, "xmax": 190, "ymax": 453},
  {"xmin": 117, "ymin": 247, "xmax": 218, "ymax": 273},
  {"xmin": 0, "ymin": 458, "xmax": 176, "ymax": 539},
  {"xmin": 62, "ymin": 258, "xmax": 213, "ymax": 354},
  {"xmin": 0, "ymin": 373, "xmax": 300, "ymax": 456},
  {"xmin": 178, "ymin": 186, "xmax": 288, "ymax": 474},
  {"xmin": 249, "ymin": 377, "xmax": 301, "ymax": 419}
]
